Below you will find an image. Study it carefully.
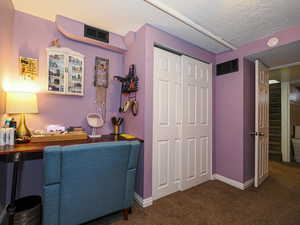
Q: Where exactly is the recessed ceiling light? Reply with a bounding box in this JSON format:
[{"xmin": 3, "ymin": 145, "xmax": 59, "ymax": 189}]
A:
[{"xmin": 269, "ymin": 80, "xmax": 280, "ymax": 84}]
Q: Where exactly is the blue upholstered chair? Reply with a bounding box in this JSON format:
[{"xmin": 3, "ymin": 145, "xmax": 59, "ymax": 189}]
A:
[{"xmin": 43, "ymin": 141, "xmax": 141, "ymax": 225}]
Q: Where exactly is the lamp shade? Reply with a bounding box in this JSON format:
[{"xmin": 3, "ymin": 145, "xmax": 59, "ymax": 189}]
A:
[{"xmin": 6, "ymin": 92, "xmax": 38, "ymax": 114}]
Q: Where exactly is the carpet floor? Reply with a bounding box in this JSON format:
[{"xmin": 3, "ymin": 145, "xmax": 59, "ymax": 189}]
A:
[{"xmin": 87, "ymin": 161, "xmax": 300, "ymax": 225}]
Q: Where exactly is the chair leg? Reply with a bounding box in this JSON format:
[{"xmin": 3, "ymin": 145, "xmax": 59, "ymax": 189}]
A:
[
  {"xmin": 123, "ymin": 208, "xmax": 129, "ymax": 220},
  {"xmin": 128, "ymin": 207, "xmax": 132, "ymax": 214}
]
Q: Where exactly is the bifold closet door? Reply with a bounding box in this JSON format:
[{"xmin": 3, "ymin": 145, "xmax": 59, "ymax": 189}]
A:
[
  {"xmin": 153, "ymin": 47, "xmax": 182, "ymax": 200},
  {"xmin": 181, "ymin": 55, "xmax": 212, "ymax": 191},
  {"xmin": 153, "ymin": 48, "xmax": 212, "ymax": 200}
]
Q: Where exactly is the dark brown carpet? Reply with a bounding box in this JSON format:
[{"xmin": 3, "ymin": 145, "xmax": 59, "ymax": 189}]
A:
[{"xmin": 87, "ymin": 161, "xmax": 300, "ymax": 225}]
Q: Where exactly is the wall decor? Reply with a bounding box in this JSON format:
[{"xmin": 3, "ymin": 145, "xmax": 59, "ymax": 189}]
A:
[
  {"xmin": 46, "ymin": 47, "xmax": 85, "ymax": 96},
  {"xmin": 94, "ymin": 57, "xmax": 109, "ymax": 88},
  {"xmin": 114, "ymin": 64, "xmax": 139, "ymax": 116},
  {"xmin": 19, "ymin": 56, "xmax": 39, "ymax": 80},
  {"xmin": 94, "ymin": 56, "xmax": 109, "ymax": 122}
]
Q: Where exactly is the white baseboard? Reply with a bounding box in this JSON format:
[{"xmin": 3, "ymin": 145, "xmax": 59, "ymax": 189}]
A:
[
  {"xmin": 134, "ymin": 192, "xmax": 153, "ymax": 208},
  {"xmin": 213, "ymin": 174, "xmax": 254, "ymax": 190},
  {"xmin": 243, "ymin": 177, "xmax": 254, "ymax": 189}
]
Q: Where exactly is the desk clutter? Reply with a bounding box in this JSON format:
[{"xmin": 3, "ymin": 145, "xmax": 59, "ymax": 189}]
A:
[
  {"xmin": 31, "ymin": 126, "xmax": 88, "ymax": 143},
  {"xmin": 31, "ymin": 131, "xmax": 88, "ymax": 143}
]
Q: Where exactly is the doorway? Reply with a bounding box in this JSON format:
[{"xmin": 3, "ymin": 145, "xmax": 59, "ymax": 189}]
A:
[
  {"xmin": 152, "ymin": 47, "xmax": 212, "ymax": 200},
  {"xmin": 250, "ymin": 41, "xmax": 300, "ymax": 187},
  {"xmin": 269, "ymin": 64, "xmax": 300, "ymax": 164}
]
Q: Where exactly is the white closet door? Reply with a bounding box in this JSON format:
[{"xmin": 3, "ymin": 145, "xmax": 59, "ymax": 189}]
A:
[
  {"xmin": 181, "ymin": 55, "xmax": 212, "ymax": 191},
  {"xmin": 153, "ymin": 47, "xmax": 182, "ymax": 200}
]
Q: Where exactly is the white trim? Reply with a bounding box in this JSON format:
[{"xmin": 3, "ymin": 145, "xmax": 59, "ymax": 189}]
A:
[
  {"xmin": 213, "ymin": 174, "xmax": 254, "ymax": 190},
  {"xmin": 134, "ymin": 193, "xmax": 153, "ymax": 208},
  {"xmin": 281, "ymin": 81, "xmax": 291, "ymax": 162},
  {"xmin": 269, "ymin": 62, "xmax": 300, "ymax": 71},
  {"xmin": 143, "ymin": 0, "xmax": 236, "ymax": 50},
  {"xmin": 243, "ymin": 178, "xmax": 255, "ymax": 189}
]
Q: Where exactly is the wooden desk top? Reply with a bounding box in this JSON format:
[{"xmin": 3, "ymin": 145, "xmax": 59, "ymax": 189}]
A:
[{"xmin": 0, "ymin": 135, "xmax": 143, "ymax": 162}]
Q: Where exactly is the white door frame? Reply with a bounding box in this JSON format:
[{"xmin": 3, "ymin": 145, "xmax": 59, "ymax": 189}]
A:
[
  {"xmin": 281, "ymin": 81, "xmax": 291, "ymax": 162},
  {"xmin": 152, "ymin": 46, "xmax": 213, "ymax": 199}
]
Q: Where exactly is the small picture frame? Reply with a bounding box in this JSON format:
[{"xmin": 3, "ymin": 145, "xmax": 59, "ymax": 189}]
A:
[
  {"xmin": 19, "ymin": 56, "xmax": 39, "ymax": 80},
  {"xmin": 94, "ymin": 57, "xmax": 109, "ymax": 88}
]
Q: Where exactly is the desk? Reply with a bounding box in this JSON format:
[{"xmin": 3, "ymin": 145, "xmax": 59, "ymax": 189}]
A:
[{"xmin": 0, "ymin": 135, "xmax": 143, "ymax": 225}]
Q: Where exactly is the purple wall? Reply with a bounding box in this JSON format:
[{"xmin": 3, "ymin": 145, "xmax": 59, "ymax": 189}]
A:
[
  {"xmin": 11, "ymin": 11, "xmax": 124, "ymax": 134},
  {"xmin": 215, "ymin": 23, "xmax": 300, "ymax": 183},
  {"xmin": 3, "ymin": 11, "xmax": 125, "ymax": 203},
  {"xmin": 124, "ymin": 24, "xmax": 215, "ymax": 198},
  {"xmin": 0, "ymin": 0, "xmax": 14, "ymax": 115},
  {"xmin": 124, "ymin": 27, "xmax": 147, "ymax": 196},
  {"xmin": 0, "ymin": 0, "xmax": 15, "ymax": 208},
  {"xmin": 243, "ymin": 59, "xmax": 255, "ymax": 182},
  {"xmin": 215, "ymin": 60, "xmax": 245, "ymax": 182},
  {"xmin": 3, "ymin": 7, "xmax": 300, "ymax": 203}
]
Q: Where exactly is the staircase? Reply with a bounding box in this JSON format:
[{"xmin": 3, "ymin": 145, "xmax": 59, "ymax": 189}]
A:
[{"xmin": 269, "ymin": 83, "xmax": 282, "ymax": 161}]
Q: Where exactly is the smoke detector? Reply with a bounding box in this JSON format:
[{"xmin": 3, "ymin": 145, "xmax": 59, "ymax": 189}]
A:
[{"xmin": 267, "ymin": 37, "xmax": 279, "ymax": 47}]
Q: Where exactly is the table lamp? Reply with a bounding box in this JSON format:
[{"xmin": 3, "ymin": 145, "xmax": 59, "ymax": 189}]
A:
[{"xmin": 6, "ymin": 92, "xmax": 38, "ymax": 140}]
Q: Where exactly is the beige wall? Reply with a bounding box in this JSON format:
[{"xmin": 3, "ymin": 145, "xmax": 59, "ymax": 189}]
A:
[{"xmin": 290, "ymin": 85, "xmax": 300, "ymax": 127}]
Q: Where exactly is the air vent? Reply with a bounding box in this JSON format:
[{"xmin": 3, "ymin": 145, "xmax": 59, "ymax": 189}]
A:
[
  {"xmin": 84, "ymin": 25, "xmax": 109, "ymax": 43},
  {"xmin": 216, "ymin": 58, "xmax": 239, "ymax": 76}
]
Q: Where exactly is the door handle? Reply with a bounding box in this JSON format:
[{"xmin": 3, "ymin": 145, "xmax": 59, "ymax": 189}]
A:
[
  {"xmin": 258, "ymin": 132, "xmax": 264, "ymax": 136},
  {"xmin": 250, "ymin": 131, "xmax": 257, "ymax": 136},
  {"xmin": 250, "ymin": 131, "xmax": 264, "ymax": 136}
]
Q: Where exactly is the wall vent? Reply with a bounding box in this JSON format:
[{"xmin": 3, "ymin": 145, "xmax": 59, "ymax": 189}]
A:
[
  {"xmin": 84, "ymin": 25, "xmax": 109, "ymax": 43},
  {"xmin": 216, "ymin": 58, "xmax": 239, "ymax": 76}
]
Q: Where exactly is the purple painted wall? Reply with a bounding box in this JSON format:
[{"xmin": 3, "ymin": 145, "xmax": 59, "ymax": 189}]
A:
[
  {"xmin": 3, "ymin": 6, "xmax": 300, "ymax": 202},
  {"xmin": 11, "ymin": 11, "xmax": 124, "ymax": 134},
  {"xmin": 215, "ymin": 23, "xmax": 300, "ymax": 183},
  {"xmin": 124, "ymin": 27, "xmax": 147, "ymax": 196},
  {"xmin": 124, "ymin": 24, "xmax": 215, "ymax": 198},
  {"xmin": 0, "ymin": 0, "xmax": 14, "ymax": 115},
  {"xmin": 0, "ymin": 0, "xmax": 15, "ymax": 208},
  {"xmin": 3, "ymin": 11, "xmax": 125, "ymax": 203},
  {"xmin": 215, "ymin": 60, "xmax": 245, "ymax": 182},
  {"xmin": 243, "ymin": 59, "xmax": 255, "ymax": 182}
]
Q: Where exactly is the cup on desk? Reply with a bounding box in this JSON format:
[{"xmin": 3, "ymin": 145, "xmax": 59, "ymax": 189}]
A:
[
  {"xmin": 113, "ymin": 125, "xmax": 120, "ymax": 135},
  {"xmin": 0, "ymin": 128, "xmax": 15, "ymax": 146}
]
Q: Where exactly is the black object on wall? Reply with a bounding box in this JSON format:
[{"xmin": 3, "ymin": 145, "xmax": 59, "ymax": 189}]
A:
[
  {"xmin": 216, "ymin": 58, "xmax": 239, "ymax": 76},
  {"xmin": 84, "ymin": 25, "xmax": 109, "ymax": 43}
]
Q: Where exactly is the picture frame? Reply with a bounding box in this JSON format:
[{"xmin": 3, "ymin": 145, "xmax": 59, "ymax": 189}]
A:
[
  {"xmin": 94, "ymin": 57, "xmax": 109, "ymax": 88},
  {"xmin": 19, "ymin": 56, "xmax": 39, "ymax": 80}
]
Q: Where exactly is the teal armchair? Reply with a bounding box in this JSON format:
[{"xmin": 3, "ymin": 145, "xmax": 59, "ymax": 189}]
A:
[{"xmin": 43, "ymin": 141, "xmax": 140, "ymax": 225}]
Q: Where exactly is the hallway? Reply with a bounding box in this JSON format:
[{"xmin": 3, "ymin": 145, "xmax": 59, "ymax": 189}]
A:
[{"xmin": 90, "ymin": 161, "xmax": 300, "ymax": 225}]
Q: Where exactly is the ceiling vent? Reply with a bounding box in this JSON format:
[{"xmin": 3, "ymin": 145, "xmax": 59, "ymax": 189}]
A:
[
  {"xmin": 84, "ymin": 25, "xmax": 109, "ymax": 43},
  {"xmin": 216, "ymin": 59, "xmax": 239, "ymax": 76}
]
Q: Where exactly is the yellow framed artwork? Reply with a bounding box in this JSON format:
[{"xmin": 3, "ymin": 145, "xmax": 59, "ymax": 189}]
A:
[{"xmin": 19, "ymin": 56, "xmax": 39, "ymax": 80}]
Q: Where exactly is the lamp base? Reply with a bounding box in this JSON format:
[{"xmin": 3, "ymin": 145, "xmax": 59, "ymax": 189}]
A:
[
  {"xmin": 16, "ymin": 114, "xmax": 31, "ymax": 139},
  {"xmin": 15, "ymin": 137, "xmax": 31, "ymax": 144}
]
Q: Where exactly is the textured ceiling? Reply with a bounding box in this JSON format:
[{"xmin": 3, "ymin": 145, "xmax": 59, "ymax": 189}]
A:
[
  {"xmin": 12, "ymin": 0, "xmax": 300, "ymax": 54},
  {"xmin": 249, "ymin": 40, "xmax": 300, "ymax": 68}
]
